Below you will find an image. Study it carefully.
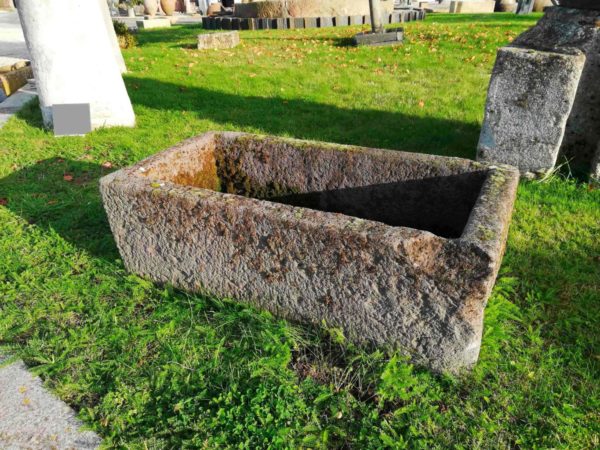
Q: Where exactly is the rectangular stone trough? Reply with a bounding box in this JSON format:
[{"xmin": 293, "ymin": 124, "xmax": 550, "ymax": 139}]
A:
[{"xmin": 100, "ymin": 132, "xmax": 519, "ymax": 372}]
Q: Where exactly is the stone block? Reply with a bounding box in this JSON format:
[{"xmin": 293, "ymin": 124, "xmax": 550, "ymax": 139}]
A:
[
  {"xmin": 349, "ymin": 15, "xmax": 362, "ymax": 25},
  {"xmin": 100, "ymin": 132, "xmax": 519, "ymax": 373},
  {"xmin": 258, "ymin": 18, "xmax": 271, "ymax": 29},
  {"xmin": 391, "ymin": 12, "xmax": 401, "ymax": 23},
  {"xmin": 363, "ymin": 15, "xmax": 371, "ymax": 25},
  {"xmin": 220, "ymin": 17, "xmax": 232, "ymax": 30},
  {"xmin": 478, "ymin": 47, "xmax": 585, "ymax": 175},
  {"xmin": 512, "ymin": 6, "xmax": 600, "ymax": 177},
  {"xmin": 334, "ymin": 15, "xmax": 349, "ymax": 27},
  {"xmin": 449, "ymin": 0, "xmax": 496, "ymax": 13},
  {"xmin": 294, "ymin": 17, "xmax": 305, "ymax": 28},
  {"xmin": 304, "ymin": 17, "xmax": 318, "ymax": 28},
  {"xmin": 318, "ymin": 17, "xmax": 334, "ymax": 28},
  {"xmin": 353, "ymin": 28, "xmax": 404, "ymax": 46},
  {"xmin": 271, "ymin": 18, "xmax": 286, "ymax": 29},
  {"xmin": 136, "ymin": 18, "xmax": 171, "ymax": 29},
  {"xmin": 197, "ymin": 31, "xmax": 240, "ymax": 50}
]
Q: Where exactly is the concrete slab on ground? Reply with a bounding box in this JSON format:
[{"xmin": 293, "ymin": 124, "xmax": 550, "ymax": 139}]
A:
[{"xmin": 0, "ymin": 357, "xmax": 102, "ymax": 449}]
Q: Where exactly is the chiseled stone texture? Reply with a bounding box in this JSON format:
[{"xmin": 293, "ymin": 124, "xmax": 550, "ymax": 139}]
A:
[
  {"xmin": 512, "ymin": 6, "xmax": 600, "ymax": 178},
  {"xmin": 478, "ymin": 46, "xmax": 585, "ymax": 174},
  {"xmin": 198, "ymin": 31, "xmax": 240, "ymax": 50},
  {"xmin": 0, "ymin": 357, "xmax": 101, "ymax": 449},
  {"xmin": 100, "ymin": 132, "xmax": 519, "ymax": 373}
]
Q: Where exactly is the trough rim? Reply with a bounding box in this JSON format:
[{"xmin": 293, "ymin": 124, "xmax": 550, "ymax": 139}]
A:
[{"xmin": 100, "ymin": 131, "xmax": 519, "ymax": 259}]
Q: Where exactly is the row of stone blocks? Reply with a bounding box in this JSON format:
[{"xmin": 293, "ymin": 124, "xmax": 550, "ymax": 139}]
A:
[{"xmin": 202, "ymin": 10, "xmax": 425, "ymax": 31}]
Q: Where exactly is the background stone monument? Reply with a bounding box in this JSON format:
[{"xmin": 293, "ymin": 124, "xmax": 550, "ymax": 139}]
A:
[
  {"xmin": 18, "ymin": 0, "xmax": 135, "ymax": 131},
  {"xmin": 478, "ymin": 1, "xmax": 600, "ymax": 179}
]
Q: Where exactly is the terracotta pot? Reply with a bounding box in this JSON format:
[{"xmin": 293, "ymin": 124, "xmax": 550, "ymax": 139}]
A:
[
  {"xmin": 207, "ymin": 2, "xmax": 222, "ymax": 15},
  {"xmin": 143, "ymin": 0, "xmax": 158, "ymax": 16},
  {"xmin": 160, "ymin": 0, "xmax": 176, "ymax": 15}
]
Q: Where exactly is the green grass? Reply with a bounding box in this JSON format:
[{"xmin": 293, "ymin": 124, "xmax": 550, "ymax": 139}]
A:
[{"xmin": 1, "ymin": 13, "xmax": 599, "ymax": 448}]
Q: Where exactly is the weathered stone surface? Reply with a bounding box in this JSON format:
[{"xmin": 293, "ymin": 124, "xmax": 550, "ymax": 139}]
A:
[
  {"xmin": 197, "ymin": 31, "xmax": 240, "ymax": 50},
  {"xmin": 294, "ymin": 17, "xmax": 305, "ymax": 28},
  {"xmin": 478, "ymin": 46, "xmax": 585, "ymax": 174},
  {"xmin": 100, "ymin": 132, "xmax": 519, "ymax": 373},
  {"xmin": 512, "ymin": 6, "xmax": 600, "ymax": 177}
]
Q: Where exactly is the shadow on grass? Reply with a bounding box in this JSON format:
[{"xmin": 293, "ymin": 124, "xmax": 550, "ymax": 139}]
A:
[
  {"xmin": 124, "ymin": 76, "xmax": 480, "ymax": 158},
  {"xmin": 0, "ymin": 158, "xmax": 119, "ymax": 261}
]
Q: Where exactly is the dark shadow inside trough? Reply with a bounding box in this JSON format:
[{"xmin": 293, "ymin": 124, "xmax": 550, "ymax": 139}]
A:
[
  {"xmin": 152, "ymin": 136, "xmax": 487, "ymax": 239},
  {"xmin": 266, "ymin": 175, "xmax": 485, "ymax": 239}
]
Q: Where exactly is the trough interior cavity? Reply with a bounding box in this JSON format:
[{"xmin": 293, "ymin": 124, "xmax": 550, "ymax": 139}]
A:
[{"xmin": 144, "ymin": 137, "xmax": 488, "ymax": 239}]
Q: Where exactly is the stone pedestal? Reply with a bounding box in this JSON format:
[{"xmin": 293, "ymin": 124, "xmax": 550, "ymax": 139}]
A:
[
  {"xmin": 483, "ymin": 6, "xmax": 600, "ymax": 179},
  {"xmin": 18, "ymin": 0, "xmax": 135, "ymax": 130},
  {"xmin": 478, "ymin": 47, "xmax": 585, "ymax": 175}
]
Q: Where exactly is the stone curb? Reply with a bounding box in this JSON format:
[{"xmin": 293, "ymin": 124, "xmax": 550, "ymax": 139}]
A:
[{"xmin": 203, "ymin": 8, "xmax": 424, "ymax": 31}]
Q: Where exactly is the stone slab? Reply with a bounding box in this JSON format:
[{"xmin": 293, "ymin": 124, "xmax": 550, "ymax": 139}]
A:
[
  {"xmin": 136, "ymin": 18, "xmax": 171, "ymax": 29},
  {"xmin": 353, "ymin": 28, "xmax": 404, "ymax": 46},
  {"xmin": 294, "ymin": 17, "xmax": 305, "ymax": 28},
  {"xmin": 512, "ymin": 6, "xmax": 600, "ymax": 178},
  {"xmin": 100, "ymin": 132, "xmax": 519, "ymax": 373},
  {"xmin": 197, "ymin": 31, "xmax": 240, "ymax": 50},
  {"xmin": 478, "ymin": 47, "xmax": 585, "ymax": 175},
  {"xmin": 0, "ymin": 358, "xmax": 102, "ymax": 449},
  {"xmin": 450, "ymin": 0, "xmax": 496, "ymax": 13}
]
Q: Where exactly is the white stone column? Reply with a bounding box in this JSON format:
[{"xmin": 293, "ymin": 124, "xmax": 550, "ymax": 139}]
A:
[
  {"xmin": 99, "ymin": 0, "xmax": 128, "ymax": 73},
  {"xmin": 18, "ymin": 0, "xmax": 135, "ymax": 130}
]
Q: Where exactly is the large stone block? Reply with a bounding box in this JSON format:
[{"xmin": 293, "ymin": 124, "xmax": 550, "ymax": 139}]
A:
[
  {"xmin": 450, "ymin": 0, "xmax": 496, "ymax": 13},
  {"xmin": 512, "ymin": 6, "xmax": 600, "ymax": 178},
  {"xmin": 197, "ymin": 31, "xmax": 240, "ymax": 50},
  {"xmin": 100, "ymin": 132, "xmax": 519, "ymax": 373},
  {"xmin": 478, "ymin": 47, "xmax": 585, "ymax": 175},
  {"xmin": 136, "ymin": 18, "xmax": 172, "ymax": 29}
]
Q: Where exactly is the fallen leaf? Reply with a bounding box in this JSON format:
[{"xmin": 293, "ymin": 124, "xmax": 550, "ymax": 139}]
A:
[
  {"xmin": 101, "ymin": 161, "xmax": 113, "ymax": 169},
  {"xmin": 0, "ymin": 198, "xmax": 7, "ymax": 206},
  {"xmin": 418, "ymin": 100, "xmax": 425, "ymax": 108},
  {"xmin": 63, "ymin": 174, "xmax": 74, "ymax": 182}
]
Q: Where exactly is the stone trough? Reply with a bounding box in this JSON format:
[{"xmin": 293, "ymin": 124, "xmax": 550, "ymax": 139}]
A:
[{"xmin": 100, "ymin": 132, "xmax": 519, "ymax": 372}]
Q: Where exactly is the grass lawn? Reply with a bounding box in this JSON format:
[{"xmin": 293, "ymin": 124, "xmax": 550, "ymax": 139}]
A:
[{"xmin": 1, "ymin": 13, "xmax": 599, "ymax": 448}]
